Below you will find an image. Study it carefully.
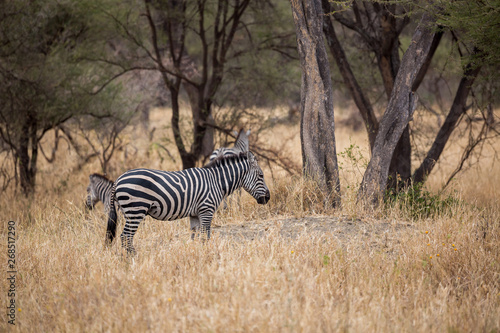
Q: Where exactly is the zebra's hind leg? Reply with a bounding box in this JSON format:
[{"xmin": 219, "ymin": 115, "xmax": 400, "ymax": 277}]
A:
[
  {"xmin": 120, "ymin": 235, "xmax": 136, "ymax": 256},
  {"xmin": 190, "ymin": 216, "xmax": 200, "ymax": 240},
  {"xmin": 120, "ymin": 210, "xmax": 147, "ymax": 255}
]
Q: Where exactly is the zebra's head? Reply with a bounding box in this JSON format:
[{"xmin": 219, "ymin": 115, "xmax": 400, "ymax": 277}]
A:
[
  {"xmin": 242, "ymin": 151, "xmax": 270, "ymax": 205},
  {"xmin": 86, "ymin": 173, "xmax": 112, "ymax": 210}
]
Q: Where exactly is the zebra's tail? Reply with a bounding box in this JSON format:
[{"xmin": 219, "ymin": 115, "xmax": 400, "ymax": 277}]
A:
[{"xmin": 105, "ymin": 184, "xmax": 118, "ymax": 246}]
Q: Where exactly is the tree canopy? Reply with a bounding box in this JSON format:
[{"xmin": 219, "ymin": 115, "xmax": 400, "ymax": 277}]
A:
[{"xmin": 0, "ymin": 0, "xmax": 131, "ymax": 195}]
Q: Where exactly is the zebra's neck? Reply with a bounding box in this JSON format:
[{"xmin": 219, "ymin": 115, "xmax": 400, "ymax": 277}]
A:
[
  {"xmin": 234, "ymin": 140, "xmax": 247, "ymax": 152},
  {"xmin": 97, "ymin": 181, "xmax": 112, "ymax": 203},
  {"xmin": 211, "ymin": 157, "xmax": 249, "ymax": 197}
]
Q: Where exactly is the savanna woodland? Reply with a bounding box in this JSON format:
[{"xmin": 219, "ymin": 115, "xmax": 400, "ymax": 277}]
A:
[{"xmin": 1, "ymin": 0, "xmax": 499, "ymax": 331}]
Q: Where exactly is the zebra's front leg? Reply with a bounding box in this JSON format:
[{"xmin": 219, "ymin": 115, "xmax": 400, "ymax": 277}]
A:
[
  {"xmin": 199, "ymin": 212, "xmax": 215, "ymax": 240},
  {"xmin": 190, "ymin": 216, "xmax": 200, "ymax": 240}
]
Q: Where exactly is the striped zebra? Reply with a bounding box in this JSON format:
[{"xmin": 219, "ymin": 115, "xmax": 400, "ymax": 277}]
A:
[
  {"xmin": 106, "ymin": 151, "xmax": 270, "ymax": 254},
  {"xmin": 209, "ymin": 129, "xmax": 251, "ymax": 208},
  {"xmin": 86, "ymin": 174, "xmax": 114, "ymax": 212}
]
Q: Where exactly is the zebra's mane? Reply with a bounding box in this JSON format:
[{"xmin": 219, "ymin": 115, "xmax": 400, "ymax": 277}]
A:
[
  {"xmin": 203, "ymin": 151, "xmax": 248, "ymax": 169},
  {"xmin": 89, "ymin": 173, "xmax": 113, "ymax": 183}
]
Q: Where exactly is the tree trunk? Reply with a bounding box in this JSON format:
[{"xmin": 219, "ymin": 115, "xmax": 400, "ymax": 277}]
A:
[
  {"xmin": 169, "ymin": 84, "xmax": 195, "ymax": 169},
  {"xmin": 371, "ymin": 3, "xmax": 412, "ymax": 191},
  {"xmin": 377, "ymin": 13, "xmax": 412, "ymax": 191},
  {"xmin": 375, "ymin": 3, "xmax": 400, "ymax": 99},
  {"xmin": 358, "ymin": 14, "xmax": 438, "ymax": 206},
  {"xmin": 412, "ymin": 62, "xmax": 481, "ymax": 184},
  {"xmin": 18, "ymin": 113, "xmax": 38, "ymax": 197},
  {"xmin": 329, "ymin": 1, "xmax": 412, "ymax": 185},
  {"xmin": 386, "ymin": 30, "xmax": 443, "ymax": 190},
  {"xmin": 184, "ymin": 82, "xmax": 215, "ymax": 161},
  {"xmin": 386, "ymin": 127, "xmax": 411, "ymax": 190},
  {"xmin": 290, "ymin": 0, "xmax": 341, "ymax": 207},
  {"xmin": 321, "ymin": 0, "xmax": 378, "ymax": 149},
  {"xmin": 189, "ymin": 91, "xmax": 214, "ymax": 164}
]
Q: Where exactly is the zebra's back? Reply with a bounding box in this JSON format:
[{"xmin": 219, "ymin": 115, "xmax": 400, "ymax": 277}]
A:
[{"xmin": 114, "ymin": 168, "xmax": 220, "ymax": 221}]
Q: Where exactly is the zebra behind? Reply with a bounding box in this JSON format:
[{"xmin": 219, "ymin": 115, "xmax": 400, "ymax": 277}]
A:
[
  {"xmin": 209, "ymin": 128, "xmax": 250, "ymax": 161},
  {"xmin": 86, "ymin": 174, "xmax": 114, "ymax": 212},
  {"xmin": 106, "ymin": 151, "xmax": 270, "ymax": 254}
]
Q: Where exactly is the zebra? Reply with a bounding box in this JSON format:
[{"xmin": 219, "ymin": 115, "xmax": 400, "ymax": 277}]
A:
[
  {"xmin": 85, "ymin": 173, "xmax": 114, "ymax": 212},
  {"xmin": 106, "ymin": 150, "xmax": 270, "ymax": 254},
  {"xmin": 209, "ymin": 128, "xmax": 251, "ymax": 208}
]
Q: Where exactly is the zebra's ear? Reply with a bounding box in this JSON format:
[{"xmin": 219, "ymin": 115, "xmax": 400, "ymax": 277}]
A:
[{"xmin": 235, "ymin": 128, "xmax": 250, "ymax": 152}]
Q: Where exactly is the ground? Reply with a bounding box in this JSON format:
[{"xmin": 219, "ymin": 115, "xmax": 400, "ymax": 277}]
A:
[{"xmin": 215, "ymin": 215, "xmax": 413, "ymax": 246}]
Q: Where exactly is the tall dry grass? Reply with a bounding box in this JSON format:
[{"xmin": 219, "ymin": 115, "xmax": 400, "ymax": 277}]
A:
[{"xmin": 0, "ymin": 107, "xmax": 499, "ymax": 332}]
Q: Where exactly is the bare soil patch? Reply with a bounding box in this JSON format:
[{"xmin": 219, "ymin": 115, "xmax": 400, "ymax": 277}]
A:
[{"xmin": 214, "ymin": 216, "xmax": 415, "ymax": 251}]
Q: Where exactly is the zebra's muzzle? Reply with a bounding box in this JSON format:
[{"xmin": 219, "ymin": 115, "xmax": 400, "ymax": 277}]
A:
[{"xmin": 257, "ymin": 191, "xmax": 270, "ymax": 205}]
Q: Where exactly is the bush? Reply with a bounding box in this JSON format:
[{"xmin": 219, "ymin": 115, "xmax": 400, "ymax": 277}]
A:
[{"xmin": 385, "ymin": 182, "xmax": 458, "ymax": 220}]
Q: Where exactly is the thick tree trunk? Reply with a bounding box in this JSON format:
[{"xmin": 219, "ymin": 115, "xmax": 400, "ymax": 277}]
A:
[
  {"xmin": 189, "ymin": 91, "xmax": 214, "ymax": 164},
  {"xmin": 386, "ymin": 127, "xmax": 411, "ymax": 190},
  {"xmin": 412, "ymin": 62, "xmax": 481, "ymax": 184},
  {"xmin": 358, "ymin": 14, "xmax": 438, "ymax": 206},
  {"xmin": 378, "ymin": 14, "xmax": 412, "ymax": 191},
  {"xmin": 184, "ymin": 83, "xmax": 215, "ymax": 160},
  {"xmin": 386, "ymin": 31, "xmax": 443, "ymax": 190},
  {"xmin": 413, "ymin": 31, "xmax": 444, "ymax": 92},
  {"xmin": 328, "ymin": 1, "xmax": 412, "ymax": 184},
  {"xmin": 290, "ymin": 0, "xmax": 341, "ymax": 207},
  {"xmin": 387, "ymin": 31, "xmax": 443, "ymax": 191},
  {"xmin": 321, "ymin": 0, "xmax": 378, "ymax": 149}
]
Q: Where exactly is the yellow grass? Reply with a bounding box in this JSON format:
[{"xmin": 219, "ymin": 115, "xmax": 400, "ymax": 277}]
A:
[{"xmin": 0, "ymin": 107, "xmax": 499, "ymax": 332}]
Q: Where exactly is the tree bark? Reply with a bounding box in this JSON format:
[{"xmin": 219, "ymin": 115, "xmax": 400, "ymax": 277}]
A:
[
  {"xmin": 290, "ymin": 0, "xmax": 341, "ymax": 207},
  {"xmin": 376, "ymin": 6, "xmax": 410, "ymax": 191},
  {"xmin": 386, "ymin": 126, "xmax": 411, "ymax": 190},
  {"xmin": 183, "ymin": 81, "xmax": 215, "ymax": 161},
  {"xmin": 358, "ymin": 14, "xmax": 438, "ymax": 206},
  {"xmin": 329, "ymin": 2, "xmax": 413, "ymax": 185},
  {"xmin": 413, "ymin": 30, "xmax": 444, "ymax": 92},
  {"xmin": 321, "ymin": 0, "xmax": 378, "ymax": 149},
  {"xmin": 386, "ymin": 30, "xmax": 443, "ymax": 190},
  {"xmin": 412, "ymin": 61, "xmax": 481, "ymax": 184}
]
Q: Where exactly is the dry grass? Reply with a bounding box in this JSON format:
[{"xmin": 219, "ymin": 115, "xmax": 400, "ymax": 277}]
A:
[{"xmin": 1, "ymin": 107, "xmax": 499, "ymax": 332}]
